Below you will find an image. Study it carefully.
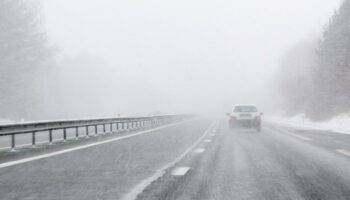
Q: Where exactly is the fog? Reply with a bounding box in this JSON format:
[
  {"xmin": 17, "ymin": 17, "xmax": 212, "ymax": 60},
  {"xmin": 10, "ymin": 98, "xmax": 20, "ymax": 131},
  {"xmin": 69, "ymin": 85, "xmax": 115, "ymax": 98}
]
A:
[{"xmin": 40, "ymin": 0, "xmax": 341, "ymax": 118}]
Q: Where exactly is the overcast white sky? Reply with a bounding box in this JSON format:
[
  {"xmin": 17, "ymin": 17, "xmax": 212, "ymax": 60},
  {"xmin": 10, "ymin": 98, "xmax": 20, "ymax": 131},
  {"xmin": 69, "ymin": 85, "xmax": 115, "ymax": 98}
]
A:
[{"xmin": 42, "ymin": 0, "xmax": 342, "ymax": 115}]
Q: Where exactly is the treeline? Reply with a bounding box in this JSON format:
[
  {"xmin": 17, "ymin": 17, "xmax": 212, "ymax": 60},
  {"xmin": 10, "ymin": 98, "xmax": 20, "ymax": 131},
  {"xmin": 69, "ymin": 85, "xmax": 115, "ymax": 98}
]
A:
[
  {"xmin": 276, "ymin": 0, "xmax": 350, "ymax": 121},
  {"xmin": 0, "ymin": 0, "xmax": 52, "ymax": 120},
  {"xmin": 0, "ymin": 0, "xmax": 158, "ymax": 121}
]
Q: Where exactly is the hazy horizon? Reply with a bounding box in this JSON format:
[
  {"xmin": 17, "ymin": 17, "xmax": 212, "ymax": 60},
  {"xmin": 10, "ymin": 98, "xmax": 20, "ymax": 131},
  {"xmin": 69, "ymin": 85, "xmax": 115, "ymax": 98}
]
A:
[{"xmin": 41, "ymin": 0, "xmax": 342, "ymax": 117}]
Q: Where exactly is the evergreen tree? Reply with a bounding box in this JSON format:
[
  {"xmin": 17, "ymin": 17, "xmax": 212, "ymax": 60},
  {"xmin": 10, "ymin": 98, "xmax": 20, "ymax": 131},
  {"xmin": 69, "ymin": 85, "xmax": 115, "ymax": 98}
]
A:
[
  {"xmin": 310, "ymin": 0, "xmax": 350, "ymax": 120},
  {"xmin": 0, "ymin": 0, "xmax": 51, "ymax": 120}
]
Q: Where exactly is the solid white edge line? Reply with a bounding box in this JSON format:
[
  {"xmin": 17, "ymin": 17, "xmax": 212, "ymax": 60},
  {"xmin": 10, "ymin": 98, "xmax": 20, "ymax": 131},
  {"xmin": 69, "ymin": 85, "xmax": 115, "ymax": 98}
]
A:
[
  {"xmin": 121, "ymin": 121, "xmax": 218, "ymax": 200},
  {"xmin": 0, "ymin": 119, "xmax": 195, "ymax": 169}
]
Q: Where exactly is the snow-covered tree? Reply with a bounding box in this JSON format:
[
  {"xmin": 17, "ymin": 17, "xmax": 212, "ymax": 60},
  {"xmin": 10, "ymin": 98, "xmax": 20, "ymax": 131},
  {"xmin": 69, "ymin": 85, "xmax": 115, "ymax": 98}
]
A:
[
  {"xmin": 275, "ymin": 39, "xmax": 317, "ymax": 116},
  {"xmin": 310, "ymin": 0, "xmax": 350, "ymax": 120},
  {"xmin": 0, "ymin": 0, "xmax": 52, "ymax": 120},
  {"xmin": 276, "ymin": 0, "xmax": 350, "ymax": 121}
]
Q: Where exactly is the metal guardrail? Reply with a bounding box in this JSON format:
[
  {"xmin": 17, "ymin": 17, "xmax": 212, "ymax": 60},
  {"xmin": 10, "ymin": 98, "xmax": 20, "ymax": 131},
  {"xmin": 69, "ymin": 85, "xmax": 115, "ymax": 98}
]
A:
[{"xmin": 0, "ymin": 115, "xmax": 191, "ymax": 151}]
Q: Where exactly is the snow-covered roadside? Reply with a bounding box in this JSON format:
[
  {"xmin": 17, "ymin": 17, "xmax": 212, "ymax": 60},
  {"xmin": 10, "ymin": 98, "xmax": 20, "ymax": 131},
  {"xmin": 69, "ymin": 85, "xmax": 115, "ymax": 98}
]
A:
[{"xmin": 267, "ymin": 114, "xmax": 350, "ymax": 135}]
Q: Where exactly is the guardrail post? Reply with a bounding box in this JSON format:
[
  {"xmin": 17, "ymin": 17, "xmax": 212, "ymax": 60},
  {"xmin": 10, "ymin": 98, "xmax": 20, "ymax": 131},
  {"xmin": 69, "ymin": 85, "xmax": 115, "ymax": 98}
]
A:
[
  {"xmin": 86, "ymin": 126, "xmax": 89, "ymax": 138},
  {"xmin": 49, "ymin": 129, "xmax": 53, "ymax": 144},
  {"xmin": 0, "ymin": 115, "xmax": 188, "ymax": 152},
  {"xmin": 11, "ymin": 134, "xmax": 15, "ymax": 151},
  {"xmin": 63, "ymin": 128, "xmax": 67, "ymax": 141},
  {"xmin": 75, "ymin": 127, "xmax": 79, "ymax": 140},
  {"xmin": 32, "ymin": 131, "xmax": 36, "ymax": 147}
]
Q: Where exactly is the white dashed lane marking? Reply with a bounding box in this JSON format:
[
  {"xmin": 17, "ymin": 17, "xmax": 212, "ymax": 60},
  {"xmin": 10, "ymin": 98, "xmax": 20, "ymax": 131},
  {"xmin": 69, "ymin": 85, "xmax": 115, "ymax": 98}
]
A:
[
  {"xmin": 172, "ymin": 167, "xmax": 191, "ymax": 176},
  {"xmin": 194, "ymin": 148, "xmax": 205, "ymax": 153},
  {"xmin": 121, "ymin": 121, "xmax": 218, "ymax": 200},
  {"xmin": 336, "ymin": 149, "xmax": 350, "ymax": 157}
]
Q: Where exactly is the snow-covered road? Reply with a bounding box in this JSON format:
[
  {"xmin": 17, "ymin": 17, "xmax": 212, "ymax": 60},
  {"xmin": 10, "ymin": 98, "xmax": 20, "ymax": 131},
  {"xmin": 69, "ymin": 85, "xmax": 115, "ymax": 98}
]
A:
[{"xmin": 2, "ymin": 118, "xmax": 350, "ymax": 200}]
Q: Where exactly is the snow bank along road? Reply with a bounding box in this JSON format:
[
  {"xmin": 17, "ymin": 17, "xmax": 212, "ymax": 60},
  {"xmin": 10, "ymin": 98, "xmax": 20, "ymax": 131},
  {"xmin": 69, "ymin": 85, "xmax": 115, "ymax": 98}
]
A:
[{"xmin": 2, "ymin": 118, "xmax": 350, "ymax": 199}]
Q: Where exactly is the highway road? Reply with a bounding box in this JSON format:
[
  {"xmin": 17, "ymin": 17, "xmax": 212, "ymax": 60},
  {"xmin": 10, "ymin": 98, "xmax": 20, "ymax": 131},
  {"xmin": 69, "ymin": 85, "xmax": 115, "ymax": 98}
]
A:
[{"xmin": 2, "ymin": 118, "xmax": 350, "ymax": 199}]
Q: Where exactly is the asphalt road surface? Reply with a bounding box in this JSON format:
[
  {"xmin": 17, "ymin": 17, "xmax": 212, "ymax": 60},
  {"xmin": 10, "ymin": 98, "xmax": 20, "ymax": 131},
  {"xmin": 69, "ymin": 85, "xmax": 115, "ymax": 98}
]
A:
[{"xmin": 2, "ymin": 118, "xmax": 350, "ymax": 200}]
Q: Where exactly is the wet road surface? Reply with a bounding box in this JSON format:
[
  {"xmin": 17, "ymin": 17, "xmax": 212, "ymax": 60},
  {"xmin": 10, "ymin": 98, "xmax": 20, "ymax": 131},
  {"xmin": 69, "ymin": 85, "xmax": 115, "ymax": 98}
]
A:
[{"xmin": 2, "ymin": 118, "xmax": 350, "ymax": 200}]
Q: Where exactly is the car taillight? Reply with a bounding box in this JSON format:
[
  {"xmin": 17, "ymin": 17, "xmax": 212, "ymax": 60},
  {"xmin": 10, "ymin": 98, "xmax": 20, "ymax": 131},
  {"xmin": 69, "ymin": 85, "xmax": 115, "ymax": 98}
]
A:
[{"xmin": 255, "ymin": 116, "xmax": 261, "ymax": 121}]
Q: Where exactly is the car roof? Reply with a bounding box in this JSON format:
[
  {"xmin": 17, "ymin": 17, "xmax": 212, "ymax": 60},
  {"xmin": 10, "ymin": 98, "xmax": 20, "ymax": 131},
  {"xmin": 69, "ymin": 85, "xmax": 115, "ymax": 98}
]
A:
[{"xmin": 233, "ymin": 104, "xmax": 257, "ymax": 107}]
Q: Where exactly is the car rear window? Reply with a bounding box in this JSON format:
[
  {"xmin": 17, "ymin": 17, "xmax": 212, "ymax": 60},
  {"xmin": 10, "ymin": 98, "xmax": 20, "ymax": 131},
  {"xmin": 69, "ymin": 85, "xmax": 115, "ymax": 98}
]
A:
[{"xmin": 233, "ymin": 106, "xmax": 257, "ymax": 112}]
